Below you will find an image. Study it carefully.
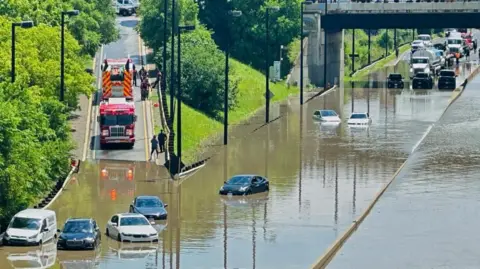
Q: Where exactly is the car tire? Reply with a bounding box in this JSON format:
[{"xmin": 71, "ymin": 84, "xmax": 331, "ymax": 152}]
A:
[
  {"xmin": 2, "ymin": 238, "xmax": 8, "ymax": 246},
  {"xmin": 117, "ymin": 234, "xmax": 122, "ymax": 242},
  {"xmin": 266, "ymin": 185, "xmax": 269, "ymax": 191},
  {"xmin": 106, "ymin": 228, "xmax": 109, "ymax": 237},
  {"xmin": 244, "ymin": 190, "xmax": 252, "ymax": 196}
]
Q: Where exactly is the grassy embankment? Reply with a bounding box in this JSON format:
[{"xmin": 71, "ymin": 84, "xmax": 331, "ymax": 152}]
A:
[{"xmin": 150, "ymin": 58, "xmax": 296, "ymax": 163}]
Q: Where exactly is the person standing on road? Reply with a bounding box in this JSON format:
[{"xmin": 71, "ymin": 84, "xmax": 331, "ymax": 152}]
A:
[
  {"xmin": 158, "ymin": 130, "xmax": 167, "ymax": 153},
  {"xmin": 149, "ymin": 135, "xmax": 159, "ymax": 161}
]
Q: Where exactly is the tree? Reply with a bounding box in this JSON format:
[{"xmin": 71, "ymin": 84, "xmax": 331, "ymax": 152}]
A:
[{"xmin": 0, "ymin": 0, "xmax": 119, "ymax": 56}]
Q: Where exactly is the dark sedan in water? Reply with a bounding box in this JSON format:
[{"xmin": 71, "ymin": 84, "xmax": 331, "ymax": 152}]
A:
[
  {"xmin": 129, "ymin": 196, "xmax": 168, "ymax": 220},
  {"xmin": 57, "ymin": 218, "xmax": 101, "ymax": 250},
  {"xmin": 219, "ymin": 175, "xmax": 269, "ymax": 195}
]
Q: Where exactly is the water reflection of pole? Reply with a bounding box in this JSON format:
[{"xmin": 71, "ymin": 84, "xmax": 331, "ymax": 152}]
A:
[
  {"xmin": 175, "ymin": 186, "xmax": 181, "ymax": 269},
  {"xmin": 322, "ymin": 148, "xmax": 326, "ymax": 188},
  {"xmin": 367, "ymin": 87, "xmax": 370, "ymax": 114},
  {"xmin": 351, "ymin": 82, "xmax": 354, "ymax": 112},
  {"xmin": 163, "ymin": 229, "xmax": 166, "ymax": 269},
  {"xmin": 223, "ymin": 146, "xmax": 228, "ymax": 269},
  {"xmin": 385, "ymin": 86, "xmax": 388, "ymax": 138},
  {"xmin": 353, "ymin": 156, "xmax": 357, "ymax": 216},
  {"xmin": 334, "ymin": 160, "xmax": 338, "ymax": 226},
  {"xmin": 299, "ymin": 107, "xmax": 303, "ymax": 211},
  {"xmin": 252, "ymin": 205, "xmax": 257, "ymax": 269},
  {"xmin": 169, "ymin": 182, "xmax": 173, "ymax": 269}
]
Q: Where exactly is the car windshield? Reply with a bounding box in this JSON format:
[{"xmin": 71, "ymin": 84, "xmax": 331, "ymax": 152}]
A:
[
  {"xmin": 440, "ymin": 71, "xmax": 455, "ymax": 77},
  {"xmin": 120, "ymin": 217, "xmax": 150, "ymax": 226},
  {"xmin": 100, "ymin": 115, "xmax": 134, "ymax": 126},
  {"xmin": 389, "ymin": 74, "xmax": 402, "ymax": 80},
  {"xmin": 448, "ymin": 39, "xmax": 462, "ymax": 45},
  {"xmin": 136, "ymin": 198, "xmax": 163, "ymax": 208},
  {"xmin": 226, "ymin": 176, "xmax": 251, "ymax": 185},
  {"xmin": 63, "ymin": 221, "xmax": 92, "ymax": 233},
  {"xmin": 10, "ymin": 217, "xmax": 41, "ymax": 230},
  {"xmin": 412, "ymin": 58, "xmax": 428, "ymax": 64},
  {"xmin": 418, "ymin": 36, "xmax": 431, "ymax": 41},
  {"xmin": 350, "ymin": 114, "xmax": 367, "ymax": 119},
  {"xmin": 320, "ymin": 110, "xmax": 337, "ymax": 117}
]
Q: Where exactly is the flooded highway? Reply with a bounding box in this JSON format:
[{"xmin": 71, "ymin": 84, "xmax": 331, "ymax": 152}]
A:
[
  {"xmin": 327, "ymin": 68, "xmax": 480, "ymax": 268},
  {"xmin": 88, "ymin": 16, "xmax": 153, "ymax": 162},
  {"xmin": 1, "ymin": 58, "xmax": 475, "ymax": 268}
]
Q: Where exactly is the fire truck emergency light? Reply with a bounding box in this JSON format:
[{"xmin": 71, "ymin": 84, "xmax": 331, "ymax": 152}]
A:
[{"xmin": 101, "ymin": 168, "xmax": 108, "ymax": 178}]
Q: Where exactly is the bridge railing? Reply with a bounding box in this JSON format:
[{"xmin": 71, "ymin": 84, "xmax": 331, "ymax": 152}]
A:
[{"xmin": 306, "ymin": 2, "xmax": 480, "ymax": 14}]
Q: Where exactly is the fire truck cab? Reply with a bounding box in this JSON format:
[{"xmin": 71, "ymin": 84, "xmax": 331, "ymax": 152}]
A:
[
  {"xmin": 101, "ymin": 58, "xmax": 134, "ymax": 101},
  {"xmin": 98, "ymin": 98, "xmax": 136, "ymax": 149}
]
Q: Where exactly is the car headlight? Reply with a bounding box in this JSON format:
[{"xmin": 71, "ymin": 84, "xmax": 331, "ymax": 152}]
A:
[
  {"xmin": 101, "ymin": 130, "xmax": 109, "ymax": 136},
  {"xmin": 409, "ymin": 68, "xmax": 413, "ymax": 73},
  {"xmin": 149, "ymin": 233, "xmax": 157, "ymax": 237},
  {"xmin": 424, "ymin": 68, "xmax": 430, "ymax": 73},
  {"xmin": 28, "ymin": 234, "xmax": 38, "ymax": 239},
  {"xmin": 85, "ymin": 237, "xmax": 95, "ymax": 242},
  {"xmin": 122, "ymin": 233, "xmax": 133, "ymax": 236},
  {"xmin": 239, "ymin": 186, "xmax": 248, "ymax": 191},
  {"xmin": 219, "ymin": 186, "xmax": 224, "ymax": 191}
]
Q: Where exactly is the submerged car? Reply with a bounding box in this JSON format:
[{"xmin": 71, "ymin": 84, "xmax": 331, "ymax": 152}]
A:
[
  {"xmin": 129, "ymin": 196, "xmax": 168, "ymax": 220},
  {"xmin": 313, "ymin": 110, "xmax": 341, "ymax": 122},
  {"xmin": 412, "ymin": 72, "xmax": 433, "ymax": 89},
  {"xmin": 387, "ymin": 73, "xmax": 404, "ymax": 89},
  {"xmin": 347, "ymin": 112, "xmax": 372, "ymax": 126},
  {"xmin": 219, "ymin": 175, "xmax": 269, "ymax": 196},
  {"xmin": 106, "ymin": 213, "xmax": 158, "ymax": 243},
  {"xmin": 57, "ymin": 218, "xmax": 101, "ymax": 250},
  {"xmin": 437, "ymin": 70, "xmax": 456, "ymax": 90}
]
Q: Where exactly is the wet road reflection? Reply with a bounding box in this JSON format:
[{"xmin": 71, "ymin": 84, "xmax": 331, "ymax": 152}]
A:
[
  {"xmin": 327, "ymin": 70, "xmax": 480, "ymax": 268},
  {"xmin": 0, "ymin": 65, "xmax": 477, "ymax": 269}
]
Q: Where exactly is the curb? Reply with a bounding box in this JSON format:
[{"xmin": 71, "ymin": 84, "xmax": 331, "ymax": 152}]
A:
[
  {"xmin": 309, "ymin": 64, "xmax": 480, "ymax": 269},
  {"xmin": 34, "ymin": 160, "xmax": 80, "ymax": 210}
]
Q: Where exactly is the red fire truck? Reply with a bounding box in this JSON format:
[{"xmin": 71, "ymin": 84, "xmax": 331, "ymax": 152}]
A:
[
  {"xmin": 97, "ymin": 97, "xmax": 136, "ymax": 149},
  {"xmin": 99, "ymin": 160, "xmax": 136, "ymax": 201},
  {"xmin": 101, "ymin": 58, "xmax": 134, "ymax": 101}
]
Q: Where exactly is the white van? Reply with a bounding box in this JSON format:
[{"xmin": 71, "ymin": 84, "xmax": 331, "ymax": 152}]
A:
[
  {"xmin": 3, "ymin": 209, "xmax": 57, "ymax": 246},
  {"xmin": 112, "ymin": 0, "xmax": 139, "ymax": 16}
]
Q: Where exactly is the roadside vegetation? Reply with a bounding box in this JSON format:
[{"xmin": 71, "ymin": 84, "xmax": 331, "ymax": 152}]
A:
[{"xmin": 0, "ymin": 1, "xmax": 117, "ymax": 228}]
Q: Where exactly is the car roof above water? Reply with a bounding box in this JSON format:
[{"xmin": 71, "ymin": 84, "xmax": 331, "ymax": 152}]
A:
[{"xmin": 15, "ymin": 209, "xmax": 55, "ymax": 219}]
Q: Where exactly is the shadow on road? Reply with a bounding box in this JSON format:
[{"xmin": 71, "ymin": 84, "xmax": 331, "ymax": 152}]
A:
[{"xmin": 120, "ymin": 20, "xmax": 138, "ymax": 28}]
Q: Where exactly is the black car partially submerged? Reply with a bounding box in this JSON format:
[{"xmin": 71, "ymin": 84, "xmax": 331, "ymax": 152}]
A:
[
  {"xmin": 219, "ymin": 175, "xmax": 269, "ymax": 195},
  {"xmin": 438, "ymin": 70, "xmax": 456, "ymax": 90},
  {"xmin": 387, "ymin": 73, "xmax": 404, "ymax": 89},
  {"xmin": 57, "ymin": 218, "xmax": 101, "ymax": 250},
  {"xmin": 129, "ymin": 195, "xmax": 168, "ymax": 220},
  {"xmin": 412, "ymin": 72, "xmax": 433, "ymax": 89}
]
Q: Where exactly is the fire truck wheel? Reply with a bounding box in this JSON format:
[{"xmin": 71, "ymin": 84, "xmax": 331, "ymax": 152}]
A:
[{"xmin": 99, "ymin": 144, "xmax": 106, "ymax": 150}]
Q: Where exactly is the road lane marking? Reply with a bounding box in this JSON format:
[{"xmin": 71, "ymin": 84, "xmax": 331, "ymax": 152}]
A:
[
  {"xmin": 92, "ymin": 45, "xmax": 104, "ymax": 160},
  {"xmin": 82, "ymin": 56, "xmax": 95, "ymax": 161}
]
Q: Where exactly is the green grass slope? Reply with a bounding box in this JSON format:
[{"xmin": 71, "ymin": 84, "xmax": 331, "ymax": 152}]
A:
[{"xmin": 152, "ymin": 58, "xmax": 297, "ymax": 163}]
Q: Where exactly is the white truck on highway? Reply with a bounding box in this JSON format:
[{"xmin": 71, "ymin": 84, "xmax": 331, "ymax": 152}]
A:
[
  {"xmin": 417, "ymin": 34, "xmax": 433, "ymax": 47},
  {"xmin": 445, "ymin": 35, "xmax": 464, "ymax": 58},
  {"xmin": 409, "ymin": 48, "xmax": 442, "ymax": 79},
  {"xmin": 112, "ymin": 0, "xmax": 139, "ymax": 16}
]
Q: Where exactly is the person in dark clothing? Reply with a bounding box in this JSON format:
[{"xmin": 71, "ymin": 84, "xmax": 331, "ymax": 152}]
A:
[
  {"xmin": 133, "ymin": 64, "xmax": 137, "ymax": 86},
  {"xmin": 152, "ymin": 68, "xmax": 162, "ymax": 89},
  {"xmin": 139, "ymin": 66, "xmax": 147, "ymax": 80},
  {"xmin": 102, "ymin": 59, "xmax": 109, "ymax": 72},
  {"xmin": 149, "ymin": 135, "xmax": 159, "ymax": 160},
  {"xmin": 158, "ymin": 130, "xmax": 167, "ymax": 153}
]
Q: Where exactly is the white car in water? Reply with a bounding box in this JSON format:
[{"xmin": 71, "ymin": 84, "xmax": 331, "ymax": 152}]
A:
[
  {"xmin": 105, "ymin": 213, "xmax": 158, "ymax": 243},
  {"xmin": 347, "ymin": 112, "xmax": 372, "ymax": 126},
  {"xmin": 313, "ymin": 110, "xmax": 341, "ymax": 123}
]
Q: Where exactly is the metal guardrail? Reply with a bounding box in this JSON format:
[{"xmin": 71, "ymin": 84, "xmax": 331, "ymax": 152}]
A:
[{"xmin": 305, "ymin": 2, "xmax": 480, "ymax": 14}]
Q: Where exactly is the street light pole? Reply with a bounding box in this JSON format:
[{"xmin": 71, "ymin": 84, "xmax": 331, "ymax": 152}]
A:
[
  {"xmin": 176, "ymin": 25, "xmax": 195, "ymax": 173},
  {"xmin": 11, "ymin": 21, "xmax": 34, "ymax": 83},
  {"xmin": 224, "ymin": 10, "xmax": 242, "ymax": 146},
  {"xmin": 300, "ymin": 1, "xmax": 312, "ymax": 106},
  {"xmin": 60, "ymin": 10, "xmax": 80, "ymax": 102},
  {"xmin": 265, "ymin": 6, "xmax": 280, "ymax": 124},
  {"xmin": 170, "ymin": 0, "xmax": 176, "ymax": 122},
  {"xmin": 163, "ymin": 0, "xmax": 168, "ymax": 120}
]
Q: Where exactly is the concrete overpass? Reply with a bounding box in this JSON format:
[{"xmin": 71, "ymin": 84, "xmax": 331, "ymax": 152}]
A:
[{"xmin": 303, "ymin": 2, "xmax": 480, "ymax": 87}]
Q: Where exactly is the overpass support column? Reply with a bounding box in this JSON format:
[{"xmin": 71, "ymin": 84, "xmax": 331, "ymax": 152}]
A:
[
  {"xmin": 306, "ymin": 14, "xmax": 321, "ymax": 86},
  {"xmin": 321, "ymin": 29, "xmax": 345, "ymax": 89},
  {"xmin": 368, "ymin": 29, "xmax": 371, "ymax": 65}
]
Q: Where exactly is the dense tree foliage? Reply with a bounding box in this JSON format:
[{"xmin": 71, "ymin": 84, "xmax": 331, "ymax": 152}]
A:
[
  {"xmin": 0, "ymin": 0, "xmax": 118, "ymax": 56},
  {"xmin": 139, "ymin": 0, "xmax": 238, "ymax": 117},
  {"xmin": 0, "ymin": 15, "xmax": 94, "ymax": 228}
]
